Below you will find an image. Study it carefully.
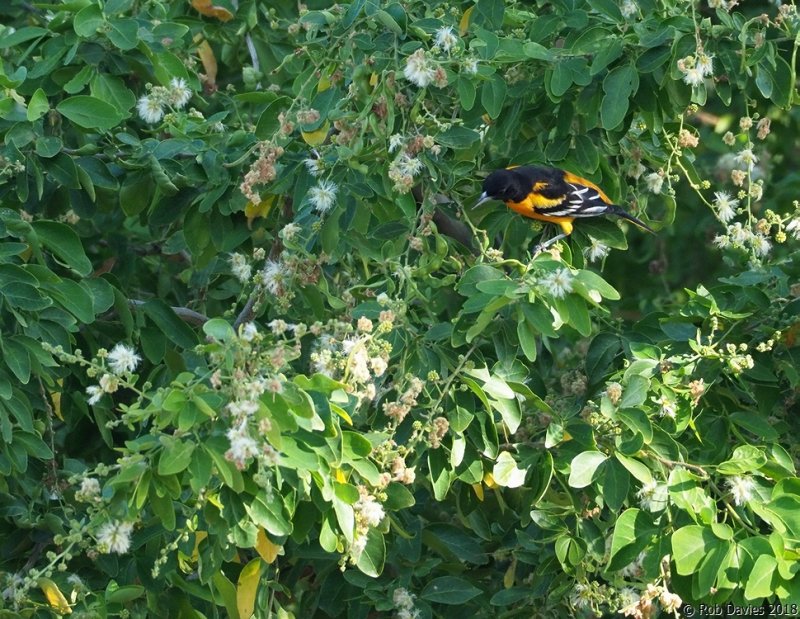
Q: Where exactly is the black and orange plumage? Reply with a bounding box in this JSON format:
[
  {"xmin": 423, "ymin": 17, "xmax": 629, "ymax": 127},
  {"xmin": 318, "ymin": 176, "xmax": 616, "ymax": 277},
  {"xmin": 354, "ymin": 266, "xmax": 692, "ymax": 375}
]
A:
[{"xmin": 475, "ymin": 166, "xmax": 654, "ymax": 251}]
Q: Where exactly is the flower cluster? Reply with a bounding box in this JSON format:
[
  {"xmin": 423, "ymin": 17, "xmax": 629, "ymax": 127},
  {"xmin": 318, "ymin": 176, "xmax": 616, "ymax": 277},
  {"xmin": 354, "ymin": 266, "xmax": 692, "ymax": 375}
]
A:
[
  {"xmin": 392, "ymin": 588, "xmax": 419, "ymax": 619},
  {"xmin": 677, "ymin": 51, "xmax": 714, "ymax": 87},
  {"xmin": 136, "ymin": 77, "xmax": 193, "ymax": 124},
  {"xmin": 77, "ymin": 343, "xmax": 142, "ymax": 406},
  {"xmin": 349, "ymin": 486, "xmax": 385, "ymax": 561},
  {"xmin": 240, "ymin": 143, "xmax": 284, "ymax": 205}
]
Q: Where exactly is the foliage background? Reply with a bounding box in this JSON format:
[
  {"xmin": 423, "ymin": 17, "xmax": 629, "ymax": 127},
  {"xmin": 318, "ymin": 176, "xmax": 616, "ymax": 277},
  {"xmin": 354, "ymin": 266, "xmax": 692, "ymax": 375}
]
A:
[{"xmin": 1, "ymin": 0, "xmax": 800, "ymax": 617}]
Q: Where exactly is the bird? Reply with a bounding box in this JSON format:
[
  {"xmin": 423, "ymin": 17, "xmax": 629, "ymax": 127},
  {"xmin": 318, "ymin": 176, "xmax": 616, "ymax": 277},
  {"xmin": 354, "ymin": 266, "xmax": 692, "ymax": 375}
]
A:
[{"xmin": 474, "ymin": 165, "xmax": 655, "ymax": 252}]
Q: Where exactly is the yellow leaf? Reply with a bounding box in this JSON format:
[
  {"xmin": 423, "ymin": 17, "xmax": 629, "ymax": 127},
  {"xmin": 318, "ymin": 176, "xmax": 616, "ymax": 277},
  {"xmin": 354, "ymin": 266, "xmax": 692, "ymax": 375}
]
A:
[
  {"xmin": 318, "ymin": 76, "xmax": 332, "ymax": 92},
  {"xmin": 301, "ymin": 120, "xmax": 330, "ymax": 147},
  {"xmin": 255, "ymin": 528, "xmax": 283, "ymax": 563},
  {"xmin": 191, "ymin": 0, "xmax": 234, "ymax": 22},
  {"xmin": 191, "ymin": 530, "xmax": 208, "ymax": 562},
  {"xmin": 330, "ymin": 402, "xmax": 353, "ymax": 425},
  {"xmin": 51, "ymin": 378, "xmax": 64, "ymax": 421},
  {"xmin": 237, "ymin": 558, "xmax": 261, "ymax": 619},
  {"xmin": 369, "ymin": 72, "xmax": 378, "ymax": 88},
  {"xmin": 244, "ymin": 194, "xmax": 277, "ymax": 228},
  {"xmin": 471, "ymin": 482, "xmax": 484, "ymax": 502},
  {"xmin": 503, "ymin": 558, "xmax": 517, "ymax": 589},
  {"xmin": 38, "ymin": 578, "xmax": 72, "ymax": 615},
  {"xmin": 334, "ymin": 468, "xmax": 347, "ymax": 483},
  {"xmin": 483, "ymin": 472, "xmax": 498, "ymax": 489},
  {"xmin": 459, "ymin": 6, "xmax": 474, "ymax": 36},
  {"xmin": 197, "ymin": 40, "xmax": 218, "ymax": 87}
]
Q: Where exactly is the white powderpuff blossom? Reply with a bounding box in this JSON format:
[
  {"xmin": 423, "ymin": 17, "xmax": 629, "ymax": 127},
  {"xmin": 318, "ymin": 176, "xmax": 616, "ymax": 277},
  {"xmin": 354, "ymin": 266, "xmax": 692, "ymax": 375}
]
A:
[
  {"xmin": 304, "ymin": 158, "xmax": 323, "ymax": 177},
  {"xmin": 734, "ymin": 147, "xmax": 758, "ymax": 171},
  {"xmin": 76, "ymin": 477, "xmax": 101, "ymax": 502},
  {"xmin": 726, "ymin": 475, "xmax": 755, "ymax": 505},
  {"xmin": 786, "ymin": 218, "xmax": 800, "ymax": 240},
  {"xmin": 696, "ymin": 53, "xmax": 714, "ymax": 77},
  {"xmin": 751, "ymin": 233, "xmax": 771, "ymax": 257},
  {"xmin": 225, "ymin": 423, "xmax": 260, "ymax": 469},
  {"xmin": 169, "ymin": 77, "xmax": 192, "ymax": 108},
  {"xmin": 96, "ymin": 521, "xmax": 134, "ymax": 554},
  {"xmin": 107, "ymin": 343, "xmax": 142, "ymax": 375},
  {"xmin": 583, "ymin": 237, "xmax": 610, "ymax": 263},
  {"xmin": 637, "ymin": 480, "xmax": 668, "ymax": 512},
  {"xmin": 713, "ymin": 191, "xmax": 739, "ymax": 223},
  {"xmin": 260, "ymin": 260, "xmax": 284, "ymax": 295},
  {"xmin": 682, "ymin": 66, "xmax": 705, "ymax": 87},
  {"xmin": 86, "ymin": 385, "xmax": 103, "ymax": 405},
  {"xmin": 99, "ymin": 373, "xmax": 120, "ymax": 394},
  {"xmin": 462, "ymin": 58, "xmax": 479, "ymax": 75},
  {"xmin": 660, "ymin": 590, "xmax": 683, "ymax": 613},
  {"xmin": 645, "ymin": 172, "xmax": 663, "ymax": 194},
  {"xmin": 434, "ymin": 26, "xmax": 458, "ymax": 53},
  {"xmin": 355, "ymin": 493, "xmax": 385, "ymax": 527},
  {"xmin": 309, "ymin": 179, "xmax": 338, "ymax": 214},
  {"xmin": 403, "ymin": 49, "xmax": 435, "ymax": 88},
  {"xmin": 540, "ymin": 268, "xmax": 574, "ymax": 299},
  {"xmin": 620, "ymin": 0, "xmax": 638, "ymax": 18},
  {"xmin": 370, "ymin": 356, "xmax": 387, "ymax": 377},
  {"xmin": 229, "ymin": 253, "xmax": 252, "ymax": 283},
  {"xmin": 240, "ymin": 322, "xmax": 258, "ymax": 342},
  {"xmin": 137, "ymin": 95, "xmax": 164, "ymax": 124}
]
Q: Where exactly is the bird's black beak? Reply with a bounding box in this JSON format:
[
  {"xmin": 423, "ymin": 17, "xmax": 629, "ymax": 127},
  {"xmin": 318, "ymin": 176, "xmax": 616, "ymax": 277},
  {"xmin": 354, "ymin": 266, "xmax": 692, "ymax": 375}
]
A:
[{"xmin": 472, "ymin": 192, "xmax": 491, "ymax": 209}]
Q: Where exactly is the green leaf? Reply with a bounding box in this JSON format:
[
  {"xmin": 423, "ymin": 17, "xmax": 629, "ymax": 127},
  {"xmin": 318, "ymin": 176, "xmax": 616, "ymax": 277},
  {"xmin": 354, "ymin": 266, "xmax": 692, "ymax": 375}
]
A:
[
  {"xmin": 356, "ymin": 527, "xmax": 385, "ymax": 577},
  {"xmin": 619, "ymin": 374, "xmax": 649, "ymax": 408},
  {"xmin": 428, "ymin": 448, "xmax": 452, "ymax": 500},
  {"xmin": 26, "ymin": 89, "xmax": 49, "ymax": 122},
  {"xmin": 493, "ymin": 451, "xmax": 526, "ymax": 488},
  {"xmin": 248, "ymin": 493, "xmax": 293, "ymax": 537},
  {"xmin": 600, "ymin": 458, "xmax": 629, "ymax": 511},
  {"xmin": 30, "ymin": 221, "xmax": 92, "ymax": 276},
  {"xmin": 203, "ymin": 318, "xmax": 236, "ymax": 342},
  {"xmin": 743, "ymin": 554, "xmax": 777, "ymax": 600},
  {"xmin": 672, "ymin": 525, "xmax": 714, "ymax": 575},
  {"xmin": 255, "ymin": 98, "xmax": 291, "ymax": 139},
  {"xmin": 481, "ymin": 73, "xmax": 506, "ymax": 119},
  {"xmin": 157, "ymin": 438, "xmax": 195, "ymax": 475},
  {"xmin": 56, "ymin": 96, "xmax": 124, "ymax": 130},
  {"xmin": 73, "ymin": 4, "xmax": 104, "ymax": 38},
  {"xmin": 108, "ymin": 18, "xmax": 138, "ymax": 50},
  {"xmin": 568, "ymin": 451, "xmax": 608, "ymax": 488},
  {"xmin": 421, "ymin": 576, "xmax": 482, "ymax": 604},
  {"xmin": 141, "ymin": 299, "xmax": 199, "ymax": 349},
  {"xmin": 437, "ymin": 126, "xmax": 480, "ymax": 149},
  {"xmin": 717, "ymin": 445, "xmax": 767, "ymax": 475},
  {"xmin": 600, "ymin": 64, "xmax": 638, "ymax": 130},
  {"xmin": 615, "ymin": 453, "xmax": 652, "ymax": 484},
  {"xmin": 607, "ymin": 508, "xmax": 657, "ymax": 571},
  {"xmin": 585, "ymin": 332, "xmax": 620, "ymax": 383},
  {"xmin": 618, "ymin": 408, "xmax": 653, "ymax": 443}
]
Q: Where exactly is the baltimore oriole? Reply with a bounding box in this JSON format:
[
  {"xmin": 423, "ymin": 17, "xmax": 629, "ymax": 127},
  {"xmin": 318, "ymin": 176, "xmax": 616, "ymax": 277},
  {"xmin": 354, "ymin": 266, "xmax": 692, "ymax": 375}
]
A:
[{"xmin": 474, "ymin": 166, "xmax": 655, "ymax": 251}]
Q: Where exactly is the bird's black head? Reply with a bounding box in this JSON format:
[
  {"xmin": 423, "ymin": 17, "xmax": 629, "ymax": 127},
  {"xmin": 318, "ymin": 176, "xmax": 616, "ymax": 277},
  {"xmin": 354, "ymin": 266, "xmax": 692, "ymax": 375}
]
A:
[{"xmin": 482, "ymin": 169, "xmax": 523, "ymax": 202}]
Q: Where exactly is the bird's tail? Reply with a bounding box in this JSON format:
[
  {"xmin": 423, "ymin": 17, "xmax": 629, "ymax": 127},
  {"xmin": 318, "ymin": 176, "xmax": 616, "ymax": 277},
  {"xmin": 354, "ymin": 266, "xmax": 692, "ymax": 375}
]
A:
[{"xmin": 608, "ymin": 205, "xmax": 655, "ymax": 234}]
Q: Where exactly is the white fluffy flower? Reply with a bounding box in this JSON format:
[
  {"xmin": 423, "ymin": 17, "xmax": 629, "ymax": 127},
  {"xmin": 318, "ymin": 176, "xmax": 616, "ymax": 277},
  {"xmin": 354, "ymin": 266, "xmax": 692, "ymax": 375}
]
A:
[
  {"xmin": 260, "ymin": 260, "xmax": 284, "ymax": 295},
  {"xmin": 86, "ymin": 385, "xmax": 103, "ymax": 405},
  {"xmin": 240, "ymin": 322, "xmax": 258, "ymax": 342},
  {"xmin": 682, "ymin": 66, "xmax": 705, "ymax": 87},
  {"xmin": 229, "ymin": 253, "xmax": 252, "ymax": 283},
  {"xmin": 350, "ymin": 534, "xmax": 367, "ymax": 559},
  {"xmin": 645, "ymin": 172, "xmax": 663, "ymax": 194},
  {"xmin": 355, "ymin": 493, "xmax": 385, "ymax": 527},
  {"xmin": 657, "ymin": 395, "xmax": 676, "ymax": 419},
  {"xmin": 462, "ymin": 58, "xmax": 479, "ymax": 75},
  {"xmin": 403, "ymin": 49, "xmax": 435, "ymax": 88},
  {"xmin": 309, "ymin": 179, "xmax": 338, "ymax": 214},
  {"xmin": 77, "ymin": 477, "xmax": 101, "ymax": 501},
  {"xmin": 786, "ymin": 218, "xmax": 800, "ymax": 240},
  {"xmin": 540, "ymin": 268, "xmax": 574, "ymax": 299},
  {"xmin": 304, "ymin": 158, "xmax": 323, "ymax": 177},
  {"xmin": 225, "ymin": 423, "xmax": 260, "ymax": 469},
  {"xmin": 734, "ymin": 147, "xmax": 758, "ymax": 171},
  {"xmin": 137, "ymin": 95, "xmax": 164, "ymax": 124},
  {"xmin": 107, "ymin": 343, "xmax": 141, "ymax": 375},
  {"xmin": 388, "ymin": 134, "xmax": 404, "ymax": 153},
  {"xmin": 726, "ymin": 475, "xmax": 755, "ymax": 505},
  {"xmin": 620, "ymin": 0, "xmax": 638, "ymax": 18},
  {"xmin": 434, "ymin": 26, "xmax": 458, "ymax": 53},
  {"xmin": 713, "ymin": 191, "xmax": 739, "ymax": 223},
  {"xmin": 637, "ymin": 480, "xmax": 668, "ymax": 512},
  {"xmin": 96, "ymin": 520, "xmax": 134, "ymax": 554},
  {"xmin": 583, "ymin": 237, "xmax": 610, "ymax": 263},
  {"xmin": 696, "ymin": 53, "xmax": 714, "ymax": 77},
  {"xmin": 169, "ymin": 77, "xmax": 192, "ymax": 108},
  {"xmin": 751, "ymin": 233, "xmax": 771, "ymax": 257}
]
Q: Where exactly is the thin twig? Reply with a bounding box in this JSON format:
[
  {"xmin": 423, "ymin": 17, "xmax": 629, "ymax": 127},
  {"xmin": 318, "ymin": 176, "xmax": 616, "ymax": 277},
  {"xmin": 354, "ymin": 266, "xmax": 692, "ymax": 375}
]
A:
[{"xmin": 128, "ymin": 300, "xmax": 209, "ymax": 325}]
